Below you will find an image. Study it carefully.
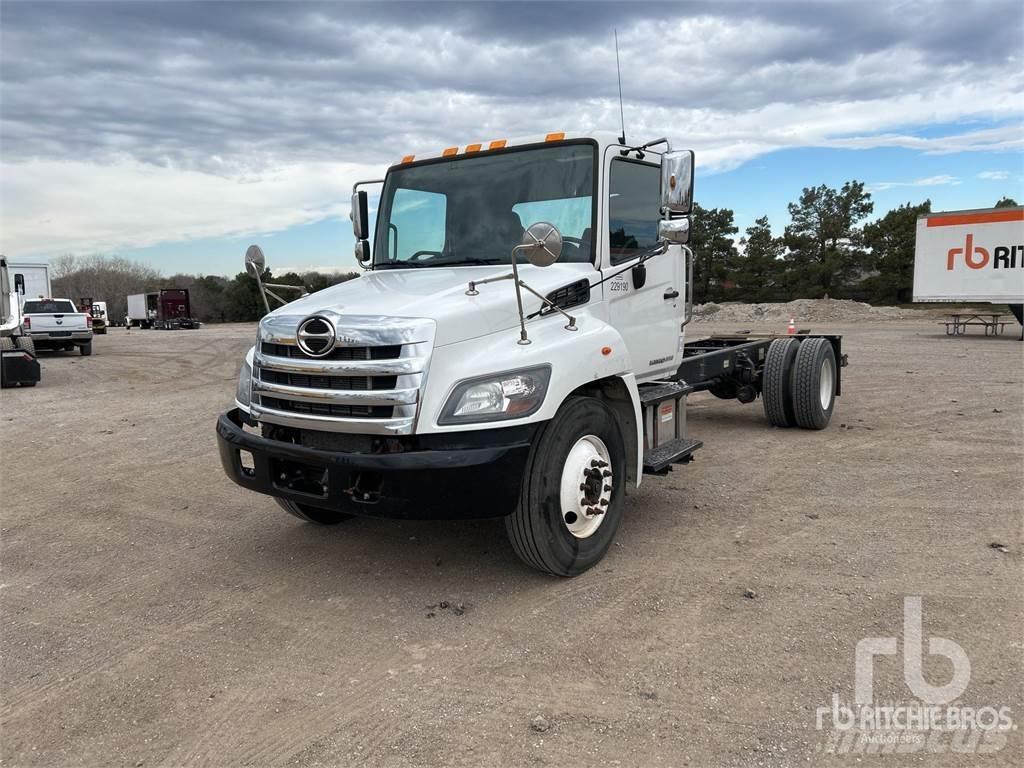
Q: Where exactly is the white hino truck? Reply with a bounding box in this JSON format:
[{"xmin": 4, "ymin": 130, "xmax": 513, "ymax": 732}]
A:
[{"xmin": 217, "ymin": 132, "xmax": 846, "ymax": 576}]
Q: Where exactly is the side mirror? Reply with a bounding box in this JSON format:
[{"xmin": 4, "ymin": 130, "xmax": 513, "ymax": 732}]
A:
[
  {"xmin": 658, "ymin": 217, "xmax": 691, "ymax": 245},
  {"xmin": 14, "ymin": 274, "xmax": 25, "ymax": 294},
  {"xmin": 245, "ymin": 244, "xmax": 266, "ymax": 276},
  {"xmin": 661, "ymin": 149, "xmax": 694, "ymax": 215},
  {"xmin": 354, "ymin": 241, "xmax": 371, "ymax": 265},
  {"xmin": 516, "ymin": 222, "xmax": 563, "ymax": 267},
  {"xmin": 351, "ymin": 191, "xmax": 369, "ymax": 240}
]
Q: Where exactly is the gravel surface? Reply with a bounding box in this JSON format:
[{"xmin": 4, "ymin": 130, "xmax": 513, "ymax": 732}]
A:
[
  {"xmin": 1, "ymin": 321, "xmax": 1021, "ymax": 766},
  {"xmin": 693, "ymin": 298, "xmax": 917, "ymax": 324}
]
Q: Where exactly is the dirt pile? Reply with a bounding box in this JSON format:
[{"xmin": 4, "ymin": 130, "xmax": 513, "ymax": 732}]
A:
[{"xmin": 692, "ymin": 298, "xmax": 914, "ymax": 325}]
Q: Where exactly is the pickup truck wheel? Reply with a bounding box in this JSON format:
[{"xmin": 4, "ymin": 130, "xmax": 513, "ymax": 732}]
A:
[
  {"xmin": 505, "ymin": 395, "xmax": 626, "ymax": 577},
  {"xmin": 80, "ymin": 341, "xmax": 93, "ymax": 356},
  {"xmin": 274, "ymin": 498, "xmax": 353, "ymax": 525},
  {"xmin": 762, "ymin": 338, "xmax": 799, "ymax": 427},
  {"xmin": 791, "ymin": 337, "xmax": 837, "ymax": 430},
  {"xmin": 15, "ymin": 336, "xmax": 35, "ymax": 357}
]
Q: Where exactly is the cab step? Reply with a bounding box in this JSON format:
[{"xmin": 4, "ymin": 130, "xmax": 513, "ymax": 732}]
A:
[
  {"xmin": 643, "ymin": 437, "xmax": 703, "ymax": 475},
  {"xmin": 638, "ymin": 380, "xmax": 701, "ymax": 475}
]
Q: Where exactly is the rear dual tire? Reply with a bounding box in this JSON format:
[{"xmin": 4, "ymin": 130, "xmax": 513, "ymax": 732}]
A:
[{"xmin": 762, "ymin": 337, "xmax": 836, "ymax": 430}]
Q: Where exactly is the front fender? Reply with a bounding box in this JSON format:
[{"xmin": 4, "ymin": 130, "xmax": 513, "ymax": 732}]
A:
[{"xmin": 418, "ymin": 310, "xmax": 636, "ymax": 434}]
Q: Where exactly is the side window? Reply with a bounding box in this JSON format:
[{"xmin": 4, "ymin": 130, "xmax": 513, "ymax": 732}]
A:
[
  {"xmin": 608, "ymin": 159, "xmax": 661, "ymax": 265},
  {"xmin": 386, "ymin": 189, "xmax": 447, "ymax": 261}
]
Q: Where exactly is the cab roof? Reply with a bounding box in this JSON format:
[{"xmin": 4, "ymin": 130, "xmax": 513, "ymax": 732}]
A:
[{"xmin": 389, "ymin": 131, "xmax": 663, "ymax": 170}]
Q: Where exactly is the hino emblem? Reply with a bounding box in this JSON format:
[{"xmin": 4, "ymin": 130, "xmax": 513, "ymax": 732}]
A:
[{"xmin": 296, "ymin": 316, "xmax": 337, "ymax": 358}]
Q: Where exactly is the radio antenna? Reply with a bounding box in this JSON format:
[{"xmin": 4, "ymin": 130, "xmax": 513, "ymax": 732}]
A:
[{"xmin": 614, "ymin": 29, "xmax": 626, "ymax": 145}]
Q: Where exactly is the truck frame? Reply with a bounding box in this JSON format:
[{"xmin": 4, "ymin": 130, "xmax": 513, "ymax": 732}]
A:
[{"xmin": 216, "ymin": 132, "xmax": 847, "ymax": 576}]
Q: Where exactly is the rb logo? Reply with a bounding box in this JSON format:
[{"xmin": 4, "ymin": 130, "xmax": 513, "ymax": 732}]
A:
[{"xmin": 947, "ymin": 234, "xmax": 989, "ymax": 270}]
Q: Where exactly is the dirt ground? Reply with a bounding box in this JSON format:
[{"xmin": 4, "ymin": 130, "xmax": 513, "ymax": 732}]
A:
[{"xmin": 2, "ymin": 318, "xmax": 1021, "ymax": 767}]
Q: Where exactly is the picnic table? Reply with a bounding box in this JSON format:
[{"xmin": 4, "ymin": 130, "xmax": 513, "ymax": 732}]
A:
[{"xmin": 941, "ymin": 313, "xmax": 1010, "ymax": 336}]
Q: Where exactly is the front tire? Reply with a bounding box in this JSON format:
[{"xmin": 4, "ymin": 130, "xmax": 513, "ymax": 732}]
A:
[
  {"xmin": 505, "ymin": 396, "xmax": 626, "ymax": 577},
  {"xmin": 274, "ymin": 498, "xmax": 353, "ymax": 525}
]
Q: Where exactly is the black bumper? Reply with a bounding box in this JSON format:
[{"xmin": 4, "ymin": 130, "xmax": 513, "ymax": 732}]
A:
[{"xmin": 216, "ymin": 409, "xmax": 534, "ymax": 519}]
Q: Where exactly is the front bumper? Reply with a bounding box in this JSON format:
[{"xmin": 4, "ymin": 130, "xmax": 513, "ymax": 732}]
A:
[{"xmin": 216, "ymin": 409, "xmax": 534, "ymax": 519}]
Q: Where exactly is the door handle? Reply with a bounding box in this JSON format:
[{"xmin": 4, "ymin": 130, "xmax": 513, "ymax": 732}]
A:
[{"xmin": 663, "ymin": 289, "xmax": 680, "ymax": 300}]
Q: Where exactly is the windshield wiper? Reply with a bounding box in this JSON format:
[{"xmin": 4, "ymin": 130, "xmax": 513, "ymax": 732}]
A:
[{"xmin": 374, "ymin": 258, "xmax": 504, "ymax": 269}]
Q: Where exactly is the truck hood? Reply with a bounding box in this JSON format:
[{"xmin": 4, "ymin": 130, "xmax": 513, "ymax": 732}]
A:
[{"xmin": 272, "ymin": 263, "xmax": 599, "ymax": 347}]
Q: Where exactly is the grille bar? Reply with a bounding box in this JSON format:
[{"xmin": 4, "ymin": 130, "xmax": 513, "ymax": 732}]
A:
[
  {"xmin": 254, "ymin": 378, "xmax": 419, "ymax": 407},
  {"xmin": 254, "ymin": 350, "xmax": 427, "ymax": 377}
]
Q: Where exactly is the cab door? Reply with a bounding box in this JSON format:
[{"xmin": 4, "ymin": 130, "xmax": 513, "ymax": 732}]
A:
[{"xmin": 600, "ymin": 150, "xmax": 684, "ymax": 381}]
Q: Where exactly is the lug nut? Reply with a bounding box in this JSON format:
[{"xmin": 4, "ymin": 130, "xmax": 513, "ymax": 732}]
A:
[
  {"xmin": 602, "ymin": 470, "xmax": 612, "ymax": 478},
  {"xmin": 604, "ymin": 484, "xmax": 612, "ymax": 492},
  {"xmin": 599, "ymin": 499, "xmax": 609, "ymax": 507}
]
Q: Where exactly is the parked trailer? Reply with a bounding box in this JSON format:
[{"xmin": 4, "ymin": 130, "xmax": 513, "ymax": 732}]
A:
[
  {"xmin": 217, "ymin": 131, "xmax": 848, "ymax": 577},
  {"xmin": 914, "ymin": 206, "xmax": 1024, "ymax": 334},
  {"xmin": 7, "ymin": 262, "xmax": 51, "ymax": 309},
  {"xmin": 127, "ymin": 289, "xmax": 199, "ymax": 330}
]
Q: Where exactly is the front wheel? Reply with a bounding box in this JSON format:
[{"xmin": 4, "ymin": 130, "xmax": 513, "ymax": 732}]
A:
[
  {"xmin": 274, "ymin": 498, "xmax": 353, "ymax": 525},
  {"xmin": 505, "ymin": 396, "xmax": 626, "ymax": 577}
]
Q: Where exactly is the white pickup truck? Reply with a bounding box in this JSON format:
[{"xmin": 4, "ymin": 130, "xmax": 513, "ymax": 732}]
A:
[
  {"xmin": 217, "ymin": 131, "xmax": 846, "ymax": 576},
  {"xmin": 23, "ymin": 298, "xmax": 94, "ymax": 355}
]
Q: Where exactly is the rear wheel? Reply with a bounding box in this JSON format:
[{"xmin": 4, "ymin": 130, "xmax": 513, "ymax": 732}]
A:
[
  {"xmin": 505, "ymin": 396, "xmax": 626, "ymax": 577},
  {"xmin": 791, "ymin": 337, "xmax": 837, "ymax": 430},
  {"xmin": 80, "ymin": 340, "xmax": 93, "ymax": 356},
  {"xmin": 762, "ymin": 338, "xmax": 799, "ymax": 427},
  {"xmin": 0, "ymin": 337, "xmax": 14, "ymax": 351},
  {"xmin": 15, "ymin": 335, "xmax": 35, "ymax": 356},
  {"xmin": 274, "ymin": 498, "xmax": 353, "ymax": 525}
]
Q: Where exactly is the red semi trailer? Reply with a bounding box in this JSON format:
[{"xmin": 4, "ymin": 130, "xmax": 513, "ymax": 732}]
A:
[{"xmin": 126, "ymin": 289, "xmax": 200, "ymax": 330}]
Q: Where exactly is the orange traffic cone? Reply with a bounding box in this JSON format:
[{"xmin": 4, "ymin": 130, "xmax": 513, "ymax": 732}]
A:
[{"xmin": 787, "ymin": 317, "xmax": 796, "ymax": 335}]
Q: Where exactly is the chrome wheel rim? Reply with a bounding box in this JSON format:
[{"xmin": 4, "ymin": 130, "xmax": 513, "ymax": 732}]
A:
[
  {"xmin": 819, "ymin": 356, "xmax": 835, "ymax": 410},
  {"xmin": 559, "ymin": 435, "xmax": 613, "ymax": 539}
]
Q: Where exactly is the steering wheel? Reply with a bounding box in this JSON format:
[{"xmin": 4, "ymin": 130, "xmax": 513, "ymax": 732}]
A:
[{"xmin": 409, "ymin": 250, "xmax": 443, "ymax": 262}]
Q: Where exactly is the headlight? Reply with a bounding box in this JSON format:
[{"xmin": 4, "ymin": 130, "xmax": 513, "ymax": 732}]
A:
[
  {"xmin": 236, "ymin": 358, "xmax": 253, "ymax": 409},
  {"xmin": 439, "ymin": 366, "xmax": 551, "ymax": 425}
]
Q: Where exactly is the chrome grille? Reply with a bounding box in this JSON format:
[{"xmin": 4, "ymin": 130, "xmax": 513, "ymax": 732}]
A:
[{"xmin": 250, "ymin": 314, "xmax": 435, "ymax": 436}]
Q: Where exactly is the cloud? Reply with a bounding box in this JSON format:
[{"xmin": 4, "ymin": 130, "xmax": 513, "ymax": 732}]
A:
[
  {"xmin": 977, "ymin": 170, "xmax": 1011, "ymax": 180},
  {"xmin": 1, "ymin": 1, "xmax": 1022, "ymax": 257},
  {"xmin": 867, "ymin": 175, "xmax": 961, "ymax": 192}
]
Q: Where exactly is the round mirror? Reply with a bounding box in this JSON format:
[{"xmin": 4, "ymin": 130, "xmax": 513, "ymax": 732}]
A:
[
  {"xmin": 518, "ymin": 222, "xmax": 562, "ymax": 267},
  {"xmin": 244, "ymin": 244, "xmax": 266, "ymax": 276}
]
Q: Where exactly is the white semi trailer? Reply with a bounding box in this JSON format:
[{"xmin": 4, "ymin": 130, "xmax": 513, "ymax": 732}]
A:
[
  {"xmin": 217, "ymin": 132, "xmax": 847, "ymax": 576},
  {"xmin": 914, "ymin": 206, "xmax": 1024, "ymax": 331},
  {"xmin": 6, "ymin": 262, "xmax": 51, "ymax": 309}
]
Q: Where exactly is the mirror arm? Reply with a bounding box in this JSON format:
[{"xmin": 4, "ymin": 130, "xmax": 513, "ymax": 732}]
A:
[
  {"xmin": 517, "ymin": 280, "xmax": 577, "ymax": 331},
  {"xmin": 681, "ymin": 245, "xmax": 695, "ymax": 327}
]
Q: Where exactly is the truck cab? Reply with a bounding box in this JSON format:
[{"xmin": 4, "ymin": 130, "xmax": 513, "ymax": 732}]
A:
[{"xmin": 217, "ymin": 131, "xmax": 841, "ymax": 576}]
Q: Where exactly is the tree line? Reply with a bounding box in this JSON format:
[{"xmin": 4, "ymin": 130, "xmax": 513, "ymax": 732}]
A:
[
  {"xmin": 690, "ymin": 188, "xmax": 1019, "ymax": 306},
  {"xmin": 51, "ymin": 255, "xmax": 359, "ymax": 324},
  {"xmin": 50, "ymin": 189, "xmax": 1018, "ymax": 321}
]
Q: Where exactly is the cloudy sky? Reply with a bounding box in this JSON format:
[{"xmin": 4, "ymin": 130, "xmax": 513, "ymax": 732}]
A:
[{"xmin": 1, "ymin": 0, "xmax": 1021, "ymax": 276}]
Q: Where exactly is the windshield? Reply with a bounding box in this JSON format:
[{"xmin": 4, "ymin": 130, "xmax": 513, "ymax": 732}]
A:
[
  {"xmin": 24, "ymin": 300, "xmax": 76, "ymax": 314},
  {"xmin": 373, "ymin": 143, "xmax": 595, "ymax": 268}
]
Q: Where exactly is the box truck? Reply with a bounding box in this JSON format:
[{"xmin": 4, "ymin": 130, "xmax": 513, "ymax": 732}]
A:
[
  {"xmin": 216, "ymin": 131, "xmax": 850, "ymax": 577},
  {"xmin": 914, "ymin": 206, "xmax": 1024, "ymax": 332},
  {"xmin": 1, "ymin": 256, "xmax": 42, "ymax": 387}
]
